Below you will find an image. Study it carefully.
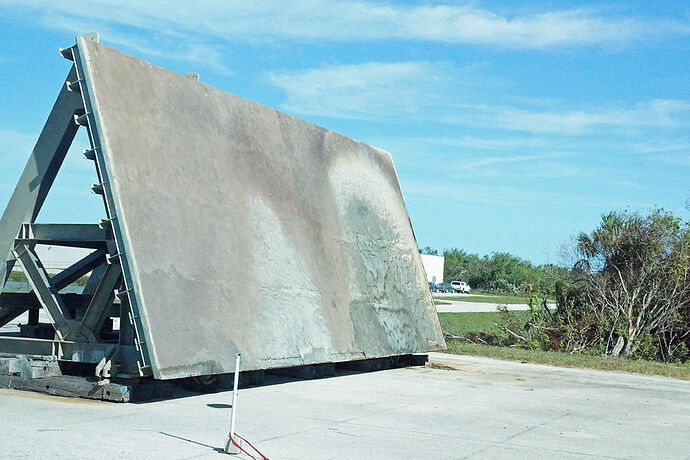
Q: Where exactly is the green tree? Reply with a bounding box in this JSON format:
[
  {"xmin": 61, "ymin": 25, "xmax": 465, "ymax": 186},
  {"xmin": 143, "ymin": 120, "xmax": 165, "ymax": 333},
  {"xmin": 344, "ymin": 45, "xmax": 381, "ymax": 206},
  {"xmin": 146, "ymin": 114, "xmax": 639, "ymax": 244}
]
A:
[
  {"xmin": 574, "ymin": 210, "xmax": 690, "ymax": 359},
  {"xmin": 419, "ymin": 246, "xmax": 438, "ymax": 255}
]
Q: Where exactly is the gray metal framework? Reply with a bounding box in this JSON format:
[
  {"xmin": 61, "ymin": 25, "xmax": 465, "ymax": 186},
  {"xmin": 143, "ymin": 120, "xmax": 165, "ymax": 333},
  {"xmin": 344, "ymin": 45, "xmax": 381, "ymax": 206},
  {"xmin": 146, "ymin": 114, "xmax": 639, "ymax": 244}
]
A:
[
  {"xmin": 0, "ymin": 34, "xmax": 445, "ymax": 382},
  {"xmin": 0, "ymin": 34, "xmax": 143, "ymax": 379}
]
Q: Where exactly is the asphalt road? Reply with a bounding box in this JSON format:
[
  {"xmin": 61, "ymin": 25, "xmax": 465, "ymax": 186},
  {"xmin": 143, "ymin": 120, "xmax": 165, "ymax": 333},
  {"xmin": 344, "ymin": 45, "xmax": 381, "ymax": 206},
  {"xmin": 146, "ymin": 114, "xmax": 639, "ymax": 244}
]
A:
[{"xmin": 1, "ymin": 353, "xmax": 688, "ymax": 459}]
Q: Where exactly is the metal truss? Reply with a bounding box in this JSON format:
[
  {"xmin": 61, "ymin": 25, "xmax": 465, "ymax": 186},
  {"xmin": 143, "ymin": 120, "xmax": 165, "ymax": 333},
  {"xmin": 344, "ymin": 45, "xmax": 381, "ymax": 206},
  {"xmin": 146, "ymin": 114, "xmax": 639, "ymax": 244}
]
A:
[{"xmin": 0, "ymin": 34, "xmax": 145, "ymax": 379}]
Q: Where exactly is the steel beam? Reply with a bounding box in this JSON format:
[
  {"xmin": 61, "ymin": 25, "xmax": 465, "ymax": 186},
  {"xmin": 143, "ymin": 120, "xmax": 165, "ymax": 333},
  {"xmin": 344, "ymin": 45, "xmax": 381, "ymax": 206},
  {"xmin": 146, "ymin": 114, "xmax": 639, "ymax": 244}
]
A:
[
  {"xmin": 118, "ymin": 298, "xmax": 134, "ymax": 347},
  {"xmin": 72, "ymin": 37, "xmax": 152, "ymax": 375},
  {"xmin": 50, "ymin": 249, "xmax": 106, "ymax": 291},
  {"xmin": 0, "ymin": 336, "xmax": 139, "ymax": 365},
  {"xmin": 12, "ymin": 243, "xmax": 83, "ymax": 341},
  {"xmin": 0, "ymin": 307, "xmax": 25, "ymax": 329},
  {"xmin": 0, "ymin": 67, "xmax": 84, "ymax": 286},
  {"xmin": 0, "ymin": 292, "xmax": 88, "ymax": 311},
  {"xmin": 80, "ymin": 262, "xmax": 121, "ymax": 337},
  {"xmin": 0, "ymin": 336, "xmax": 54, "ymax": 356},
  {"xmin": 17, "ymin": 223, "xmax": 109, "ymax": 249},
  {"xmin": 77, "ymin": 263, "xmax": 105, "ymax": 316}
]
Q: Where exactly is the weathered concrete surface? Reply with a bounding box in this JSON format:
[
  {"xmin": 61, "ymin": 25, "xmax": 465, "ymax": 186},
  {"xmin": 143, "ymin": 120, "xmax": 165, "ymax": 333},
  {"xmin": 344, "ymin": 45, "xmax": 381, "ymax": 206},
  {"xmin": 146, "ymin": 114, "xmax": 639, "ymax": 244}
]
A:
[
  {"xmin": 76, "ymin": 39, "xmax": 444, "ymax": 379},
  {"xmin": 1, "ymin": 354, "xmax": 688, "ymax": 459}
]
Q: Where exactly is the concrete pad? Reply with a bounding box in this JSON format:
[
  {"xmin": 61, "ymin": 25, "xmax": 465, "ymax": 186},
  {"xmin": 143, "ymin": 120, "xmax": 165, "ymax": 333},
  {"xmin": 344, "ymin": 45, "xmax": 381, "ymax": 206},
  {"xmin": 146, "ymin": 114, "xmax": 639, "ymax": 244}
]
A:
[{"xmin": 1, "ymin": 353, "xmax": 688, "ymax": 459}]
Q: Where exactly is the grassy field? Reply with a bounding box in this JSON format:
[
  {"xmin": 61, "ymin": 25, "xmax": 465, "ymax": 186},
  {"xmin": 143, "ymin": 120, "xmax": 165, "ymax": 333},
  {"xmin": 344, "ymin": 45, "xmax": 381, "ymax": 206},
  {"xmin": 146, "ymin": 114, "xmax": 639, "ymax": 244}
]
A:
[
  {"xmin": 439, "ymin": 311, "xmax": 530, "ymax": 336},
  {"xmin": 435, "ymin": 294, "xmax": 530, "ymax": 304},
  {"xmin": 438, "ymin": 311, "xmax": 690, "ymax": 380},
  {"xmin": 444, "ymin": 341, "xmax": 690, "ymax": 380}
]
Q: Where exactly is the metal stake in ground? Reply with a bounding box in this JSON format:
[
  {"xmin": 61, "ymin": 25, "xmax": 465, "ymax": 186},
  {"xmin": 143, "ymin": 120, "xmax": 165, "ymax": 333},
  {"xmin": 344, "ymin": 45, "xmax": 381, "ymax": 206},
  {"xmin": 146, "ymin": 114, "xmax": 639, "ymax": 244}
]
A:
[{"xmin": 224, "ymin": 353, "xmax": 241, "ymax": 455}]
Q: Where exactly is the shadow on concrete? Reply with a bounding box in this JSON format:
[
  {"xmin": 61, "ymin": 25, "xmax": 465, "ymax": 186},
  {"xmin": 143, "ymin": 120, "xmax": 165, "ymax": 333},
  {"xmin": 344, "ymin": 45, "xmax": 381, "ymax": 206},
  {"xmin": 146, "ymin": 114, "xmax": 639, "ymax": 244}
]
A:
[
  {"xmin": 159, "ymin": 431, "xmax": 226, "ymax": 454},
  {"xmin": 129, "ymin": 354, "xmax": 428, "ymax": 404},
  {"xmin": 1, "ymin": 355, "xmax": 428, "ymax": 403}
]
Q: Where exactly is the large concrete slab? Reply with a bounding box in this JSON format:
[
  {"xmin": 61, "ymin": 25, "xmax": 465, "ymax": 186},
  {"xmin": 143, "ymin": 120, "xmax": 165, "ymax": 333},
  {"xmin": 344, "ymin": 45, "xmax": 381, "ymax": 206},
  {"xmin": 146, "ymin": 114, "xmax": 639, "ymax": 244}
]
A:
[
  {"xmin": 74, "ymin": 38, "xmax": 444, "ymax": 379},
  {"xmin": 1, "ymin": 354, "xmax": 688, "ymax": 459}
]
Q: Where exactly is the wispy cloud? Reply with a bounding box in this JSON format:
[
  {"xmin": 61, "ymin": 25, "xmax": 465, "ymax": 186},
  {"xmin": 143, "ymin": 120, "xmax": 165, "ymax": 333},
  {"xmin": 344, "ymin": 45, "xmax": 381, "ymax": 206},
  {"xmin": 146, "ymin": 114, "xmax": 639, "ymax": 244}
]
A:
[
  {"xmin": 402, "ymin": 179, "xmax": 639, "ymax": 209},
  {"xmin": 461, "ymin": 153, "xmax": 565, "ymax": 170},
  {"xmin": 482, "ymin": 99, "xmax": 690, "ymax": 134},
  {"xmin": 267, "ymin": 60, "xmax": 690, "ymax": 136},
  {"xmin": 415, "ymin": 136, "xmax": 550, "ymax": 151},
  {"xmin": 38, "ymin": 14, "xmax": 232, "ymax": 74},
  {"xmin": 3, "ymin": 1, "xmax": 689, "ymax": 55},
  {"xmin": 267, "ymin": 61, "xmax": 455, "ymax": 119}
]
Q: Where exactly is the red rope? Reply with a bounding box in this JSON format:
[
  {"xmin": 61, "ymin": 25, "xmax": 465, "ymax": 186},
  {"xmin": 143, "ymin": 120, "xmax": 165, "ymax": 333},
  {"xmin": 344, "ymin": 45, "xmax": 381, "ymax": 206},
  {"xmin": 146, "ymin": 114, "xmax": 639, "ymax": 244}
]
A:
[{"xmin": 229, "ymin": 432, "xmax": 270, "ymax": 460}]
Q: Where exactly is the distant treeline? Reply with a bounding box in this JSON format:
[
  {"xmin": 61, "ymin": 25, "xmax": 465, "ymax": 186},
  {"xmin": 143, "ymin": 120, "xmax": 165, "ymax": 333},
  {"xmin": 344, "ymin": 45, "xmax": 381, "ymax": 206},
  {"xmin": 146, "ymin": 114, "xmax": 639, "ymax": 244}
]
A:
[{"xmin": 420, "ymin": 247, "xmax": 567, "ymax": 295}]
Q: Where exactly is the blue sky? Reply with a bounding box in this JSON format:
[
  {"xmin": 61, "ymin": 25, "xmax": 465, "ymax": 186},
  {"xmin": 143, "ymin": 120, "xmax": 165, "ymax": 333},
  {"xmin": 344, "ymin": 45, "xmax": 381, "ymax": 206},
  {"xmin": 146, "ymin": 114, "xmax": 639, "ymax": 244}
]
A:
[{"xmin": 1, "ymin": 1, "xmax": 689, "ymax": 265}]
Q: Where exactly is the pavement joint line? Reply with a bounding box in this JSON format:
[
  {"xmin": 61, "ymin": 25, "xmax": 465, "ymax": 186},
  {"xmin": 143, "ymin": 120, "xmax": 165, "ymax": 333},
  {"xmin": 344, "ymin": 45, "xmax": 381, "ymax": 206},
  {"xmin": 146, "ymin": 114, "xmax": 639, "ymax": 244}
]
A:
[
  {"xmin": 342, "ymin": 419, "xmax": 627, "ymax": 460},
  {"xmin": 460, "ymin": 409, "xmax": 575, "ymax": 459},
  {"xmin": 255, "ymin": 399, "xmax": 425, "ymax": 443},
  {"xmin": 257, "ymin": 424, "xmax": 328, "ymax": 444}
]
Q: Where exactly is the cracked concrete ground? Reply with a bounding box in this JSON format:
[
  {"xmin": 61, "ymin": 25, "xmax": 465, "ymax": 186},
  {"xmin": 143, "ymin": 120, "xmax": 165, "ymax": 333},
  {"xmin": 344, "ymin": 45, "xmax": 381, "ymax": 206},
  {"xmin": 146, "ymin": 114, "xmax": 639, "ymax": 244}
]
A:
[{"xmin": 1, "ymin": 353, "xmax": 688, "ymax": 459}]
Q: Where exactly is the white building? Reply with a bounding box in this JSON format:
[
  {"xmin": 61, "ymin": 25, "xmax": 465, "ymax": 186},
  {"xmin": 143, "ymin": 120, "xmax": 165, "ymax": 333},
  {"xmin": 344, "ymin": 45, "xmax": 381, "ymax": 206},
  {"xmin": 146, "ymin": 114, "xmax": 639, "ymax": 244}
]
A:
[{"xmin": 420, "ymin": 254, "xmax": 444, "ymax": 284}]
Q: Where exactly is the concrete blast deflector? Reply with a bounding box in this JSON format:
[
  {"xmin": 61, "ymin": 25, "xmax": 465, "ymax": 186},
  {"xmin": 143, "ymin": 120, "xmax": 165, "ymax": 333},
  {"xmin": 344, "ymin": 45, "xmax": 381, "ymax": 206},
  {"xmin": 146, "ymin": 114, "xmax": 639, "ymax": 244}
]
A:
[{"xmin": 0, "ymin": 35, "xmax": 445, "ymax": 381}]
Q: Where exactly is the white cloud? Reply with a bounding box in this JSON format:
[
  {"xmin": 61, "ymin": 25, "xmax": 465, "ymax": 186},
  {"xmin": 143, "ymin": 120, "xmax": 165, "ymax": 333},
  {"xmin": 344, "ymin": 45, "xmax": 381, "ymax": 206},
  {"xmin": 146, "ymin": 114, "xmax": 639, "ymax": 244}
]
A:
[
  {"xmin": 461, "ymin": 153, "xmax": 565, "ymax": 170},
  {"xmin": 415, "ymin": 136, "xmax": 549, "ymax": 150},
  {"xmin": 267, "ymin": 61, "xmax": 451, "ymax": 119},
  {"xmin": 3, "ymin": 1, "xmax": 689, "ymax": 52},
  {"xmin": 40, "ymin": 15, "xmax": 232, "ymax": 74},
  {"xmin": 401, "ymin": 179, "xmax": 635, "ymax": 209},
  {"xmin": 485, "ymin": 99, "xmax": 690, "ymax": 134},
  {"xmin": 267, "ymin": 60, "xmax": 690, "ymax": 135}
]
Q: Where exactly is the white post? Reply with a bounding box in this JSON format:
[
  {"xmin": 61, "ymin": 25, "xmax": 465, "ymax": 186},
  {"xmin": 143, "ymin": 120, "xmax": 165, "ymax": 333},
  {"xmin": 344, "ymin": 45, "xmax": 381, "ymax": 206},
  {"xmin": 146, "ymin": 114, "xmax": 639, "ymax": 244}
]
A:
[
  {"xmin": 230, "ymin": 353, "xmax": 241, "ymax": 439},
  {"xmin": 224, "ymin": 353, "xmax": 242, "ymax": 454}
]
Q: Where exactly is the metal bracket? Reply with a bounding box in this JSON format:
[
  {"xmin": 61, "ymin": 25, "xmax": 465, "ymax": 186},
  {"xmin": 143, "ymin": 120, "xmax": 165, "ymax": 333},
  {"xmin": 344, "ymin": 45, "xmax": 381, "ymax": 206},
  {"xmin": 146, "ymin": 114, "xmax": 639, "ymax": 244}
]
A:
[
  {"xmin": 66, "ymin": 79, "xmax": 83, "ymax": 94},
  {"xmin": 82, "ymin": 147, "xmax": 99, "ymax": 161},
  {"xmin": 74, "ymin": 112, "xmax": 90, "ymax": 126}
]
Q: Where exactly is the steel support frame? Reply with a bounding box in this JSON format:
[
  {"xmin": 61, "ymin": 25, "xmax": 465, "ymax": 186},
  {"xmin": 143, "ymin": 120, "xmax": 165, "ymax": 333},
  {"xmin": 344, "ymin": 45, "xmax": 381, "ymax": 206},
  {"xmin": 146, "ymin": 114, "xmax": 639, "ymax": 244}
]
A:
[
  {"xmin": 0, "ymin": 335, "xmax": 139, "ymax": 365},
  {"xmin": 18, "ymin": 223, "xmax": 110, "ymax": 249},
  {"xmin": 50, "ymin": 249, "xmax": 107, "ymax": 291},
  {"xmin": 0, "ymin": 67, "xmax": 83, "ymax": 285},
  {"xmin": 0, "ymin": 67, "xmax": 83, "ymax": 329},
  {"xmin": 80, "ymin": 261, "xmax": 121, "ymax": 339},
  {"xmin": 0, "ymin": 43, "xmax": 145, "ymax": 378},
  {"xmin": 12, "ymin": 242, "xmax": 86, "ymax": 341},
  {"xmin": 71, "ymin": 36, "xmax": 153, "ymax": 377}
]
